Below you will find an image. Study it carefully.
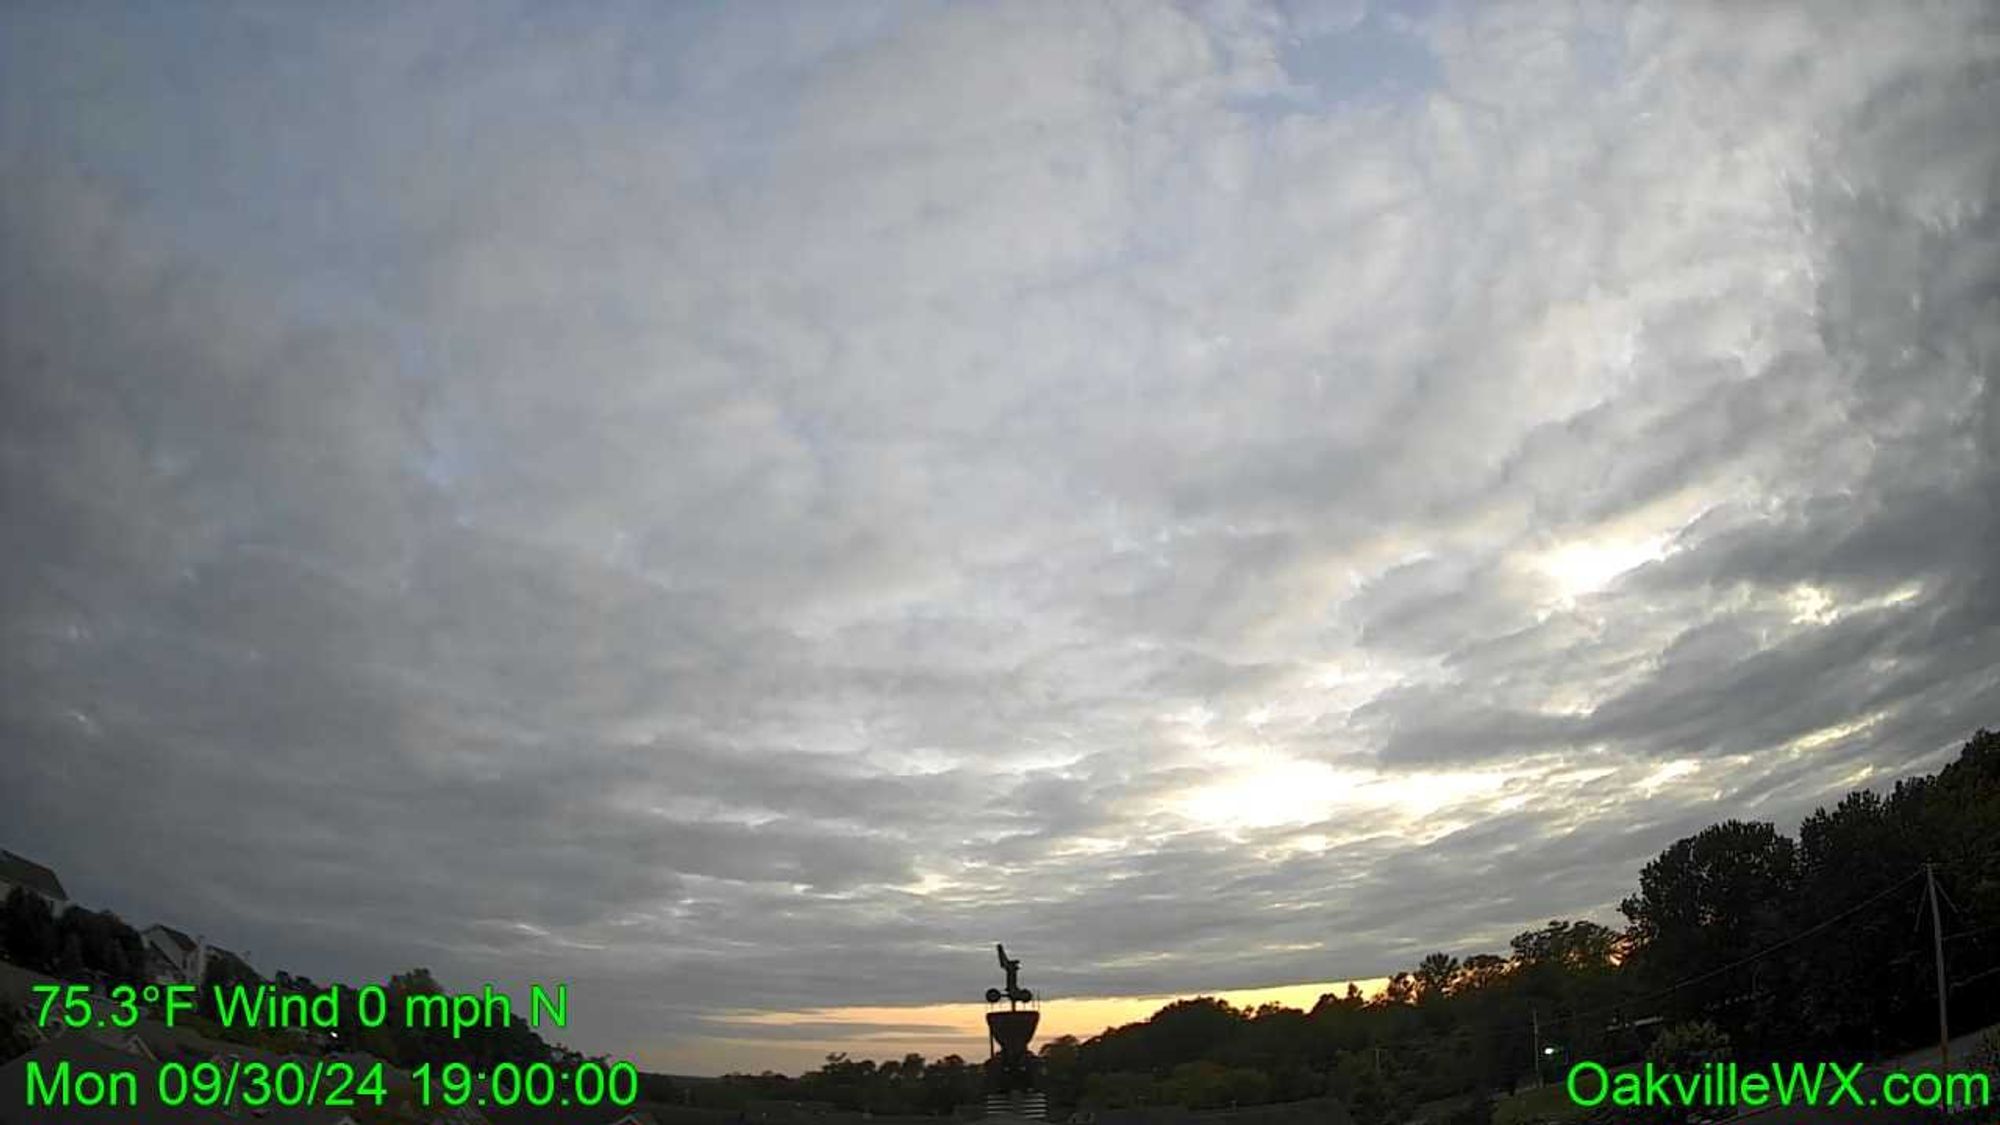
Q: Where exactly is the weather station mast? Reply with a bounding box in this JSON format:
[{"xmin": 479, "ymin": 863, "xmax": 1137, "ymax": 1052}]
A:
[{"xmin": 983, "ymin": 944, "xmax": 1049, "ymax": 1121}]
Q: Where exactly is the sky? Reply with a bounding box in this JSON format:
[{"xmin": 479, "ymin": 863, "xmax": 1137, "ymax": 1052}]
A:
[{"xmin": 2, "ymin": 0, "xmax": 1997, "ymax": 1077}]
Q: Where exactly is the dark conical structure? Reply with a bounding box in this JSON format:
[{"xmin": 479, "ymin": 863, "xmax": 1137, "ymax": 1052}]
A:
[{"xmin": 986, "ymin": 1007, "xmax": 1040, "ymax": 1056}]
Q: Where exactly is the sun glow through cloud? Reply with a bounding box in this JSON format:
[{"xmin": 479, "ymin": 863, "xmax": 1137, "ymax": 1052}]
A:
[
  {"xmin": 1173, "ymin": 758, "xmax": 1510, "ymax": 830},
  {"xmin": 1531, "ymin": 535, "xmax": 1672, "ymax": 602}
]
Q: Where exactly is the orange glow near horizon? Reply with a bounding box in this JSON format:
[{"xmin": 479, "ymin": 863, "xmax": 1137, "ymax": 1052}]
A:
[{"xmin": 648, "ymin": 976, "xmax": 1391, "ymax": 1077}]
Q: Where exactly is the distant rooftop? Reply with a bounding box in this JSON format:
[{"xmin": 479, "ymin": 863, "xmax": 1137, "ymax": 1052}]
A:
[
  {"xmin": 145, "ymin": 923, "xmax": 199, "ymax": 953},
  {"xmin": 0, "ymin": 849, "xmax": 66, "ymax": 901}
]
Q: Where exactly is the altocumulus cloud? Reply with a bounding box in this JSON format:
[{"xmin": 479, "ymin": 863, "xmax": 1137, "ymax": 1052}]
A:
[{"xmin": 2, "ymin": 0, "xmax": 1996, "ymax": 1073}]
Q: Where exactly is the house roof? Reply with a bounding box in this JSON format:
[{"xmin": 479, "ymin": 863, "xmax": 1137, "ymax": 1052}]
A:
[
  {"xmin": 142, "ymin": 924, "xmax": 198, "ymax": 954},
  {"xmin": 0, "ymin": 849, "xmax": 67, "ymax": 900}
]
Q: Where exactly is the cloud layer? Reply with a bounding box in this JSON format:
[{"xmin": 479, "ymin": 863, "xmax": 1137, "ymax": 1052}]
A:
[{"xmin": 3, "ymin": 0, "xmax": 1996, "ymax": 1073}]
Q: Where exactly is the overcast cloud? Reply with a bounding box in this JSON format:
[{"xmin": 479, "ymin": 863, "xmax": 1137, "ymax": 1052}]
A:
[{"xmin": 3, "ymin": 0, "xmax": 1997, "ymax": 1074}]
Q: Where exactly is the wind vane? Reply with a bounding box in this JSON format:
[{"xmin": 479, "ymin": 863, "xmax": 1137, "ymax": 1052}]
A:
[{"xmin": 987, "ymin": 943, "xmax": 1033, "ymax": 1009}]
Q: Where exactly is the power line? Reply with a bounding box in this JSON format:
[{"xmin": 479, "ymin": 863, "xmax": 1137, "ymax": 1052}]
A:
[
  {"xmin": 1542, "ymin": 868, "xmax": 1927, "ymax": 1037},
  {"xmin": 1370, "ymin": 868, "xmax": 1929, "ymax": 1052},
  {"xmin": 1952, "ymin": 963, "xmax": 2000, "ymax": 991},
  {"xmin": 1945, "ymin": 921, "xmax": 2000, "ymax": 944},
  {"xmin": 1933, "ymin": 876, "xmax": 1964, "ymax": 922}
]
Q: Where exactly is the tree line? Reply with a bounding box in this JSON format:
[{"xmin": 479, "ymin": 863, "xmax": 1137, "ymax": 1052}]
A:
[{"xmin": 709, "ymin": 728, "xmax": 2000, "ymax": 1121}]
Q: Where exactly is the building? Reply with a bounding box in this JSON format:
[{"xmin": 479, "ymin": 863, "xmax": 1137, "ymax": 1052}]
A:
[
  {"xmin": 0, "ymin": 849, "xmax": 69, "ymax": 914},
  {"xmin": 139, "ymin": 924, "xmax": 256, "ymax": 988},
  {"xmin": 141, "ymin": 924, "xmax": 202, "ymax": 985}
]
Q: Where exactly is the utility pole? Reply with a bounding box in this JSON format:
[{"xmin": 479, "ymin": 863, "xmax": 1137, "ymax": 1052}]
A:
[
  {"xmin": 1531, "ymin": 1006, "xmax": 1542, "ymax": 1089},
  {"xmin": 1926, "ymin": 863, "xmax": 1950, "ymax": 1070}
]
